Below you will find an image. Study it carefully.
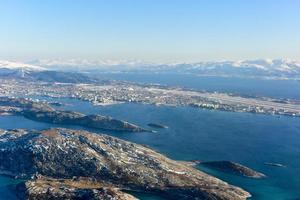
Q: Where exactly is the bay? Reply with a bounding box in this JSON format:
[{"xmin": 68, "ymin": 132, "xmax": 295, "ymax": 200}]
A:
[{"xmin": 1, "ymin": 99, "xmax": 300, "ymax": 199}]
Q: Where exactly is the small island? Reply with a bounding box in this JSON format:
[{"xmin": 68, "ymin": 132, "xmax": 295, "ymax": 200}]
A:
[
  {"xmin": 0, "ymin": 97, "xmax": 148, "ymax": 132},
  {"xmin": 201, "ymin": 161, "xmax": 266, "ymax": 179},
  {"xmin": 48, "ymin": 101, "xmax": 64, "ymax": 107},
  {"xmin": 264, "ymin": 162, "xmax": 286, "ymax": 167},
  {"xmin": 147, "ymin": 123, "xmax": 168, "ymax": 129}
]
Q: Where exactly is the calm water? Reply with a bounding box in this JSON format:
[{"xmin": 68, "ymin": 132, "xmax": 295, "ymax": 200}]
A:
[
  {"xmin": 97, "ymin": 73, "xmax": 300, "ymax": 100},
  {"xmin": 0, "ymin": 176, "xmax": 21, "ymax": 200},
  {"xmin": 1, "ymin": 75, "xmax": 300, "ymax": 199},
  {"xmin": 1, "ymin": 98, "xmax": 300, "ymax": 200}
]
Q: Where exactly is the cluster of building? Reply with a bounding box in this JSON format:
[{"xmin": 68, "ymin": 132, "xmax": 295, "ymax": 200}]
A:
[{"xmin": 1, "ymin": 79, "xmax": 299, "ymax": 117}]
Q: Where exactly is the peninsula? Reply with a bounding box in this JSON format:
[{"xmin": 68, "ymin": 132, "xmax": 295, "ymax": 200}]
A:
[
  {"xmin": 201, "ymin": 161, "xmax": 266, "ymax": 179},
  {"xmin": 0, "ymin": 128, "xmax": 250, "ymax": 200},
  {"xmin": 0, "ymin": 97, "xmax": 147, "ymax": 132}
]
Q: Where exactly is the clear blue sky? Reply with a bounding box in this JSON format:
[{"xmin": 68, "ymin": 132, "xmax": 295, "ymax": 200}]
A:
[{"xmin": 0, "ymin": 0, "xmax": 299, "ymax": 62}]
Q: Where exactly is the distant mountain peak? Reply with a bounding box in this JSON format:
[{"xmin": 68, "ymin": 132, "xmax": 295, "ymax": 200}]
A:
[
  {"xmin": 0, "ymin": 60, "xmax": 46, "ymax": 71},
  {"xmin": 2, "ymin": 58, "xmax": 300, "ymax": 80}
]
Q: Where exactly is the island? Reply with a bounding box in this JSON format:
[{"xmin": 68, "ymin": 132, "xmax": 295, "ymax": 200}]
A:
[
  {"xmin": 264, "ymin": 162, "xmax": 286, "ymax": 167},
  {"xmin": 0, "ymin": 97, "xmax": 148, "ymax": 132},
  {"xmin": 201, "ymin": 161, "xmax": 266, "ymax": 179},
  {"xmin": 147, "ymin": 123, "xmax": 168, "ymax": 129},
  {"xmin": 0, "ymin": 128, "xmax": 250, "ymax": 200}
]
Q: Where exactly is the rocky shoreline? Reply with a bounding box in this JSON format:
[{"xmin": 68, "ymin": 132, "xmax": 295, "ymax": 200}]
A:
[
  {"xmin": 0, "ymin": 97, "xmax": 148, "ymax": 132},
  {"xmin": 15, "ymin": 176, "xmax": 138, "ymax": 200},
  {"xmin": 147, "ymin": 123, "xmax": 168, "ymax": 129},
  {"xmin": 0, "ymin": 128, "xmax": 251, "ymax": 200},
  {"xmin": 201, "ymin": 161, "xmax": 266, "ymax": 179}
]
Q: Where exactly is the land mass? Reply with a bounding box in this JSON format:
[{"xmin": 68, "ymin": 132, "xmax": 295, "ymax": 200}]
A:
[
  {"xmin": 147, "ymin": 123, "xmax": 168, "ymax": 129},
  {"xmin": 0, "ymin": 97, "xmax": 147, "ymax": 132},
  {"xmin": 15, "ymin": 176, "xmax": 137, "ymax": 200},
  {"xmin": 201, "ymin": 161, "xmax": 266, "ymax": 179},
  {"xmin": 264, "ymin": 162, "xmax": 286, "ymax": 168},
  {"xmin": 0, "ymin": 128, "xmax": 250, "ymax": 200},
  {"xmin": 1, "ymin": 79, "xmax": 300, "ymax": 117}
]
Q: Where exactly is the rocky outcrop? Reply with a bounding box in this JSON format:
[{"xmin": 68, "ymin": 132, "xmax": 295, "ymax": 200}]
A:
[
  {"xmin": 147, "ymin": 123, "xmax": 168, "ymax": 129},
  {"xmin": 0, "ymin": 97, "xmax": 147, "ymax": 132},
  {"xmin": 15, "ymin": 176, "xmax": 137, "ymax": 200},
  {"xmin": 22, "ymin": 109, "xmax": 147, "ymax": 132},
  {"xmin": 0, "ymin": 97, "xmax": 54, "ymax": 112},
  {"xmin": 0, "ymin": 128, "xmax": 251, "ymax": 200},
  {"xmin": 264, "ymin": 162, "xmax": 286, "ymax": 167},
  {"xmin": 201, "ymin": 161, "xmax": 266, "ymax": 178},
  {"xmin": 179, "ymin": 160, "xmax": 201, "ymax": 167}
]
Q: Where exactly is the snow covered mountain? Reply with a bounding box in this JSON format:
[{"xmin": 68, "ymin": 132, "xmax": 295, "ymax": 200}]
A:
[
  {"xmin": 0, "ymin": 60, "xmax": 45, "ymax": 71},
  {"xmin": 28, "ymin": 58, "xmax": 300, "ymax": 79},
  {"xmin": 0, "ymin": 60, "xmax": 46, "ymax": 78},
  {"xmin": 2, "ymin": 59, "xmax": 300, "ymax": 80},
  {"xmin": 164, "ymin": 59, "xmax": 300, "ymax": 79},
  {"xmin": 0, "ymin": 60, "xmax": 95, "ymax": 83},
  {"xmin": 27, "ymin": 59, "xmax": 154, "ymax": 71},
  {"xmin": 183, "ymin": 59, "xmax": 300, "ymax": 75}
]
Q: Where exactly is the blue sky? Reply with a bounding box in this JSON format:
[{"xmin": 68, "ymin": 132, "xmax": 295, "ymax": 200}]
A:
[{"xmin": 0, "ymin": 0, "xmax": 299, "ymax": 62}]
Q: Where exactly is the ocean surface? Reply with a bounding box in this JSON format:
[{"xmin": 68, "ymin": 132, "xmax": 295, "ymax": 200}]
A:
[
  {"xmin": 97, "ymin": 72, "xmax": 300, "ymax": 100},
  {"xmin": 0, "ymin": 75, "xmax": 300, "ymax": 199}
]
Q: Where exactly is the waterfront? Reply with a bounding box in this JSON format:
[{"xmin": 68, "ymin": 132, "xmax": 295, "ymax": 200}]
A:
[{"xmin": 96, "ymin": 73, "xmax": 300, "ymax": 99}]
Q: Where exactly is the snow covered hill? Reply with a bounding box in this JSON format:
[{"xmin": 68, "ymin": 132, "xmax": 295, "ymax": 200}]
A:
[
  {"xmin": 28, "ymin": 58, "xmax": 300, "ymax": 79},
  {"xmin": 0, "ymin": 60, "xmax": 46, "ymax": 78},
  {"xmin": 0, "ymin": 60, "xmax": 95, "ymax": 83},
  {"xmin": 1, "ymin": 59, "xmax": 300, "ymax": 80},
  {"xmin": 0, "ymin": 60, "xmax": 46, "ymax": 71}
]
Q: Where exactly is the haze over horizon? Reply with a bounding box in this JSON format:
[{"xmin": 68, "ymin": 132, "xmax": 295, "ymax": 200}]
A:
[{"xmin": 1, "ymin": 0, "xmax": 300, "ymax": 63}]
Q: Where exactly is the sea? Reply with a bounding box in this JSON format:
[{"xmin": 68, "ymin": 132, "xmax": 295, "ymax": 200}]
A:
[{"xmin": 1, "ymin": 73, "xmax": 300, "ymax": 200}]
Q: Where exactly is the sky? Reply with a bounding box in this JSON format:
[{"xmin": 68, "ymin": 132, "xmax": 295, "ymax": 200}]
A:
[{"xmin": 0, "ymin": 0, "xmax": 299, "ymax": 62}]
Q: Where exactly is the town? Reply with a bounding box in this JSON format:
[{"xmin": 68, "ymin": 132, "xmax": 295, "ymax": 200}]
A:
[{"xmin": 1, "ymin": 79, "xmax": 300, "ymax": 117}]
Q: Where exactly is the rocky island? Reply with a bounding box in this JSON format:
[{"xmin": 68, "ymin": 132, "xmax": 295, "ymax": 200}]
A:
[
  {"xmin": 147, "ymin": 123, "xmax": 168, "ymax": 129},
  {"xmin": 201, "ymin": 161, "xmax": 266, "ymax": 179},
  {"xmin": 264, "ymin": 162, "xmax": 286, "ymax": 168},
  {"xmin": 0, "ymin": 97, "xmax": 147, "ymax": 132},
  {"xmin": 0, "ymin": 128, "xmax": 250, "ymax": 200}
]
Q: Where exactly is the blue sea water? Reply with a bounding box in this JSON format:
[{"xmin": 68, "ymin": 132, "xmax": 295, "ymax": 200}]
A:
[
  {"xmin": 1, "ymin": 101, "xmax": 300, "ymax": 199},
  {"xmin": 0, "ymin": 176, "xmax": 20, "ymax": 200},
  {"xmin": 97, "ymin": 72, "xmax": 300, "ymax": 100},
  {"xmin": 0, "ymin": 75, "xmax": 300, "ymax": 199}
]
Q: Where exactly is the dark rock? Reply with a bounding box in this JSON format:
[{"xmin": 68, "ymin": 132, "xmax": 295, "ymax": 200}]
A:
[
  {"xmin": 201, "ymin": 161, "xmax": 266, "ymax": 178},
  {"xmin": 48, "ymin": 102, "xmax": 63, "ymax": 107},
  {"xmin": 0, "ymin": 97, "xmax": 147, "ymax": 132},
  {"xmin": 147, "ymin": 123, "xmax": 168, "ymax": 129},
  {"xmin": 264, "ymin": 162, "xmax": 286, "ymax": 167}
]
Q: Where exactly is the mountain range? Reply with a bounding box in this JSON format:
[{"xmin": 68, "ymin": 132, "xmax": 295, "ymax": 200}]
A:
[
  {"xmin": 27, "ymin": 58, "xmax": 300, "ymax": 79},
  {"xmin": 1, "ymin": 59, "xmax": 300, "ymax": 81},
  {"xmin": 0, "ymin": 60, "xmax": 96, "ymax": 83}
]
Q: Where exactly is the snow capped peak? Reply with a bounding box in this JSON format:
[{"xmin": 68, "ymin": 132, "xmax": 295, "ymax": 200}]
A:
[
  {"xmin": 0, "ymin": 60, "xmax": 46, "ymax": 71},
  {"xmin": 2, "ymin": 58, "xmax": 300, "ymax": 79},
  {"xmin": 30, "ymin": 59, "xmax": 175, "ymax": 69},
  {"xmin": 28, "ymin": 58, "xmax": 156, "ymax": 70},
  {"xmin": 25, "ymin": 58, "xmax": 300, "ymax": 71},
  {"xmin": 194, "ymin": 59, "xmax": 300, "ymax": 73}
]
